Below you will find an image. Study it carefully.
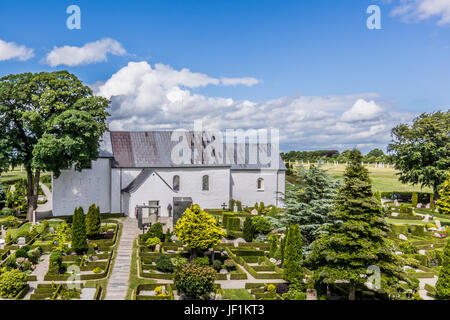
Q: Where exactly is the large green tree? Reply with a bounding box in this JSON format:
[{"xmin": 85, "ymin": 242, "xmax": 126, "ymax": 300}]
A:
[
  {"xmin": 280, "ymin": 166, "xmax": 340, "ymax": 247},
  {"xmin": 388, "ymin": 111, "xmax": 450, "ymax": 198},
  {"xmin": 307, "ymin": 149, "xmax": 403, "ymax": 300},
  {"xmin": 0, "ymin": 71, "xmax": 110, "ymax": 220}
]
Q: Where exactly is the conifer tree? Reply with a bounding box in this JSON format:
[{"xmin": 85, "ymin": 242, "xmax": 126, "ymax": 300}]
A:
[
  {"xmin": 72, "ymin": 206, "xmax": 88, "ymax": 254},
  {"xmin": 436, "ymin": 239, "xmax": 450, "ymax": 300},
  {"xmin": 86, "ymin": 204, "xmax": 101, "ymax": 238},
  {"xmin": 283, "ymin": 224, "xmax": 303, "ymax": 283},
  {"xmin": 281, "ymin": 165, "xmax": 340, "ymax": 246},
  {"xmin": 308, "ymin": 149, "xmax": 403, "ymax": 300}
]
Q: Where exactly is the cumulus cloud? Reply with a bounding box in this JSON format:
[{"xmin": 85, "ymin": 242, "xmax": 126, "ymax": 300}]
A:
[
  {"xmin": 45, "ymin": 38, "xmax": 127, "ymax": 67},
  {"xmin": 95, "ymin": 61, "xmax": 411, "ymax": 152},
  {"xmin": 391, "ymin": 0, "xmax": 450, "ymax": 25},
  {"xmin": 340, "ymin": 99, "xmax": 384, "ymax": 122},
  {"xmin": 0, "ymin": 39, "xmax": 34, "ymax": 61}
]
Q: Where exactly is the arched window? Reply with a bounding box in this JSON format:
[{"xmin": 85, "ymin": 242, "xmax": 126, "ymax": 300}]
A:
[
  {"xmin": 257, "ymin": 178, "xmax": 264, "ymax": 191},
  {"xmin": 202, "ymin": 175, "xmax": 209, "ymax": 191},
  {"xmin": 173, "ymin": 175, "xmax": 180, "ymax": 192}
]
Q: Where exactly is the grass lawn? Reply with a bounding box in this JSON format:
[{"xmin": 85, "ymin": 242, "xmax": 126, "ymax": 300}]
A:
[
  {"xmin": 223, "ymin": 289, "xmax": 255, "ymax": 300},
  {"xmin": 8, "ymin": 220, "xmax": 62, "ymax": 238},
  {"xmin": 0, "ymin": 169, "xmax": 51, "ymax": 184},
  {"xmin": 290, "ymin": 164, "xmax": 432, "ymax": 193}
]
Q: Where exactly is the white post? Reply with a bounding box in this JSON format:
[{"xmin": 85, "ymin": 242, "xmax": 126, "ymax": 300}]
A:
[{"xmin": 32, "ymin": 210, "xmax": 36, "ymax": 226}]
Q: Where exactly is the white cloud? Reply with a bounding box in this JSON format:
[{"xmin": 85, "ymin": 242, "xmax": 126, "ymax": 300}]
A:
[
  {"xmin": 95, "ymin": 61, "xmax": 412, "ymax": 152},
  {"xmin": 45, "ymin": 38, "xmax": 127, "ymax": 67},
  {"xmin": 340, "ymin": 99, "xmax": 384, "ymax": 122},
  {"xmin": 0, "ymin": 39, "xmax": 34, "ymax": 61},
  {"xmin": 391, "ymin": 0, "xmax": 450, "ymax": 25},
  {"xmin": 220, "ymin": 77, "xmax": 260, "ymax": 86}
]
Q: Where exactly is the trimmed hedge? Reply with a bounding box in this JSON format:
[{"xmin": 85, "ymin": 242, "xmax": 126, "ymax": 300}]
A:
[
  {"xmin": 135, "ymin": 283, "xmax": 174, "ymax": 300},
  {"xmin": 382, "ymin": 191, "xmax": 433, "ymax": 202},
  {"xmin": 14, "ymin": 284, "xmax": 30, "ymax": 300},
  {"xmin": 226, "ymin": 217, "xmax": 241, "ymax": 231}
]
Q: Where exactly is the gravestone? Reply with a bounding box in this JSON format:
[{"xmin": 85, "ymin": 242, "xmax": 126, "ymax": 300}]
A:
[
  {"xmin": 425, "ymin": 204, "xmax": 430, "ymax": 209},
  {"xmin": 416, "ymin": 203, "xmax": 423, "ymax": 209},
  {"xmin": 391, "ymin": 212, "xmax": 399, "ymax": 217},
  {"xmin": 17, "ymin": 237, "xmax": 26, "ymax": 246},
  {"xmin": 424, "ymin": 215, "xmax": 430, "ymax": 222},
  {"xmin": 251, "ymin": 209, "xmax": 258, "ymax": 216},
  {"xmin": 306, "ymin": 289, "xmax": 317, "ymax": 300},
  {"xmin": 233, "ymin": 204, "xmax": 238, "ymax": 213},
  {"xmin": 171, "ymin": 235, "xmax": 178, "ymax": 242},
  {"xmin": 235, "ymin": 238, "xmax": 246, "ymax": 244},
  {"xmin": 418, "ymin": 250, "xmax": 426, "ymax": 255},
  {"xmin": 435, "ymin": 220, "xmax": 442, "ymax": 230},
  {"xmin": 220, "ymin": 269, "xmax": 228, "ymax": 274},
  {"xmin": 1, "ymin": 226, "xmax": 5, "ymax": 240},
  {"xmin": 394, "ymin": 200, "xmax": 399, "ymax": 207},
  {"xmin": 269, "ymin": 258, "xmax": 277, "ymax": 264},
  {"xmin": 399, "ymin": 234, "xmax": 408, "ymax": 240},
  {"xmin": 155, "ymin": 244, "xmax": 161, "ymax": 253}
]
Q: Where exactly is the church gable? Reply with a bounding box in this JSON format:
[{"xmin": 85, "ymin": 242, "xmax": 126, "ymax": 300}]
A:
[{"xmin": 123, "ymin": 169, "xmax": 174, "ymax": 194}]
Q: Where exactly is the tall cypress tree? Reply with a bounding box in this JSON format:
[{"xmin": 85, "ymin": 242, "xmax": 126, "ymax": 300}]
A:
[
  {"xmin": 72, "ymin": 206, "xmax": 88, "ymax": 254},
  {"xmin": 86, "ymin": 204, "xmax": 101, "ymax": 239},
  {"xmin": 436, "ymin": 239, "xmax": 450, "ymax": 300},
  {"xmin": 308, "ymin": 149, "xmax": 403, "ymax": 300},
  {"xmin": 243, "ymin": 217, "xmax": 254, "ymax": 242},
  {"xmin": 283, "ymin": 224, "xmax": 303, "ymax": 283}
]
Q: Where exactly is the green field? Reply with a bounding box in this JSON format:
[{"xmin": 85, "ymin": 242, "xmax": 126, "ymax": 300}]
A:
[
  {"xmin": 290, "ymin": 164, "xmax": 432, "ymax": 193},
  {"xmin": 0, "ymin": 169, "xmax": 51, "ymax": 186}
]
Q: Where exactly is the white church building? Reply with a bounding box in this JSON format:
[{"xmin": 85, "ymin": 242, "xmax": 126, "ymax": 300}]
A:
[{"xmin": 52, "ymin": 131, "xmax": 286, "ymax": 222}]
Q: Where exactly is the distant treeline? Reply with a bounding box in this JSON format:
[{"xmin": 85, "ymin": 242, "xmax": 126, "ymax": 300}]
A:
[{"xmin": 281, "ymin": 148, "xmax": 394, "ymax": 164}]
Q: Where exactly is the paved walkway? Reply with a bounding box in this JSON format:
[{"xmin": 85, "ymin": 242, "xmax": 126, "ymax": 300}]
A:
[
  {"xmin": 36, "ymin": 182, "xmax": 52, "ymax": 216},
  {"xmin": 24, "ymin": 254, "xmax": 50, "ymax": 300},
  {"xmin": 104, "ymin": 218, "xmax": 140, "ymax": 300},
  {"xmin": 418, "ymin": 276, "xmax": 438, "ymax": 300}
]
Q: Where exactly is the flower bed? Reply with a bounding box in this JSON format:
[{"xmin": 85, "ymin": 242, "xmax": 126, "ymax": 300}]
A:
[{"xmin": 134, "ymin": 283, "xmax": 174, "ymax": 300}]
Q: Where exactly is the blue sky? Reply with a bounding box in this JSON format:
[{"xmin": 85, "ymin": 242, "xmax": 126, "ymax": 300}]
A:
[{"xmin": 1, "ymin": 0, "xmax": 449, "ymax": 152}]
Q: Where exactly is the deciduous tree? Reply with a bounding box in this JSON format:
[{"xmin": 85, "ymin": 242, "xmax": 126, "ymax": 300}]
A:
[
  {"xmin": 0, "ymin": 71, "xmax": 110, "ymax": 220},
  {"xmin": 388, "ymin": 111, "xmax": 450, "ymax": 199}
]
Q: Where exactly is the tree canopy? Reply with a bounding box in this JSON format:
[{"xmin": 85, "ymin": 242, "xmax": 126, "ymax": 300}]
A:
[
  {"xmin": 0, "ymin": 71, "xmax": 110, "ymax": 219},
  {"xmin": 174, "ymin": 204, "xmax": 225, "ymax": 257},
  {"xmin": 388, "ymin": 111, "xmax": 450, "ymax": 196}
]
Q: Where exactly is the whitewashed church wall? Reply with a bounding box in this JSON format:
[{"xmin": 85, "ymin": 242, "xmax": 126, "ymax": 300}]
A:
[{"xmin": 52, "ymin": 159, "xmax": 111, "ymax": 216}]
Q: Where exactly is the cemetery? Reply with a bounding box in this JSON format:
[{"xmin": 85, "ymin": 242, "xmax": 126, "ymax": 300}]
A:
[{"xmin": 0, "ymin": 202, "xmax": 121, "ymax": 300}]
